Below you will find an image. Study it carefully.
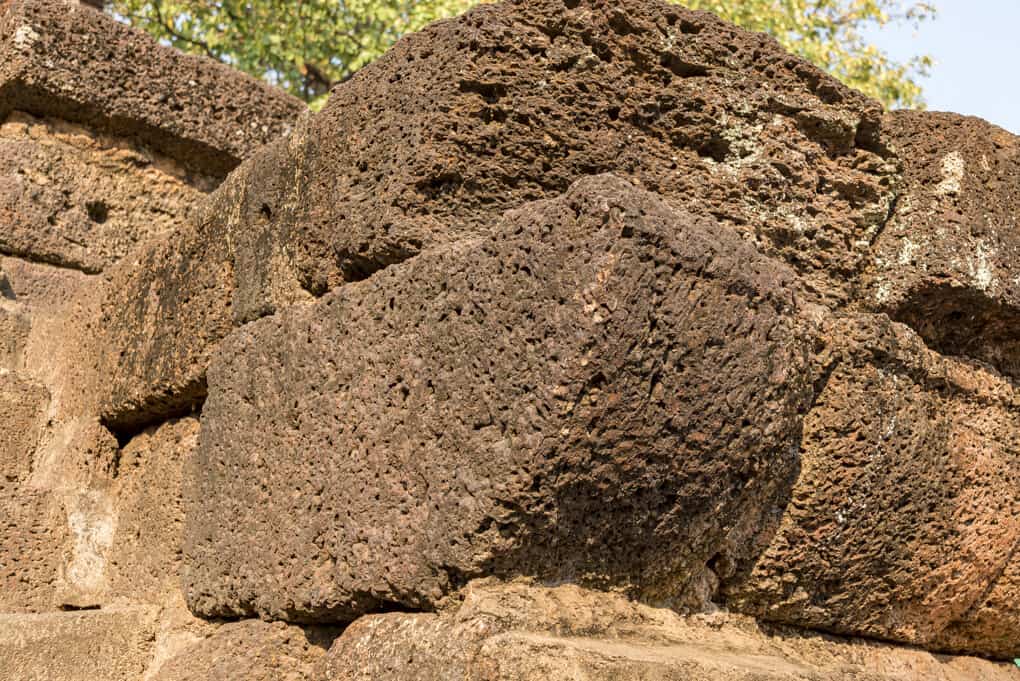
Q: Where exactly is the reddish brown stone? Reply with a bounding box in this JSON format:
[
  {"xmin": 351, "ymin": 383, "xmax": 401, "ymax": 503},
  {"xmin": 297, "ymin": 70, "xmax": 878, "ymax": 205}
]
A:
[
  {"xmin": 107, "ymin": 418, "xmax": 200, "ymax": 605},
  {"xmin": 183, "ymin": 175, "xmax": 821, "ymax": 621},
  {"xmin": 0, "ymin": 111, "xmax": 215, "ymax": 273},
  {"xmin": 725, "ymin": 314, "xmax": 1020, "ymax": 659},
  {"xmin": 0, "ymin": 0, "xmax": 305, "ymax": 177},
  {"xmin": 861, "ymin": 112, "xmax": 1020, "ymax": 379},
  {"xmin": 96, "ymin": 0, "xmax": 897, "ymax": 432}
]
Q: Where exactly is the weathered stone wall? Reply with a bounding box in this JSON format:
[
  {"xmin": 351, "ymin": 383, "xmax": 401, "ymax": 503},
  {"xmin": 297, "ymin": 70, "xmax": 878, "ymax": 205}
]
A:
[
  {"xmin": 4, "ymin": 0, "xmax": 1020, "ymax": 679},
  {"xmin": 0, "ymin": 1, "xmax": 320, "ymax": 679}
]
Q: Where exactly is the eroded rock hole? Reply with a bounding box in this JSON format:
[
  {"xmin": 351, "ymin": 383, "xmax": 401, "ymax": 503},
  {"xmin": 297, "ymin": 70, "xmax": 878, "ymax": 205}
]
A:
[
  {"xmin": 85, "ymin": 200, "xmax": 109, "ymax": 224},
  {"xmin": 890, "ymin": 284, "xmax": 1020, "ymax": 379}
]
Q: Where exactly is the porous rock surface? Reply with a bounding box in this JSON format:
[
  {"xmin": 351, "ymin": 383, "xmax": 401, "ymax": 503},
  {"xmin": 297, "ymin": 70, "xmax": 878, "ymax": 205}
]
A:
[
  {"xmin": 0, "ymin": 0, "xmax": 305, "ymax": 176},
  {"xmin": 0, "ymin": 1, "xmax": 326, "ymax": 679},
  {"xmin": 0, "ymin": 369, "xmax": 47, "ymax": 481},
  {"xmin": 0, "ymin": 111, "xmax": 216, "ymax": 273},
  {"xmin": 0, "ymin": 607, "xmax": 159, "ymax": 681},
  {"xmin": 725, "ymin": 315, "xmax": 1020, "ymax": 658},
  {"xmin": 105, "ymin": 418, "xmax": 200, "ymax": 605},
  {"xmin": 168, "ymin": 0, "xmax": 1020, "ymax": 663},
  {"xmin": 97, "ymin": 0, "xmax": 899, "ymax": 433},
  {"xmin": 861, "ymin": 111, "xmax": 1020, "ymax": 378},
  {"xmin": 150, "ymin": 620, "xmax": 338, "ymax": 681},
  {"xmin": 6, "ymin": 0, "xmax": 1020, "ymax": 677},
  {"xmin": 325, "ymin": 580, "xmax": 1019, "ymax": 681},
  {"xmin": 0, "ymin": 484, "xmax": 67, "ymax": 612},
  {"xmin": 0, "ymin": 0, "xmax": 303, "ymax": 276},
  {"xmin": 184, "ymin": 174, "xmax": 821, "ymax": 621}
]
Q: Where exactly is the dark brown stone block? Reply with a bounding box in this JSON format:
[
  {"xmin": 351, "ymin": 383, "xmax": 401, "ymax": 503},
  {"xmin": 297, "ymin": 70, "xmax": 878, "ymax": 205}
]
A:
[
  {"xmin": 0, "ymin": 0, "xmax": 305, "ymax": 178},
  {"xmin": 862, "ymin": 112, "xmax": 1020, "ymax": 379},
  {"xmin": 183, "ymin": 175, "xmax": 821, "ymax": 621},
  {"xmin": 96, "ymin": 0, "xmax": 897, "ymax": 431},
  {"xmin": 726, "ymin": 314, "xmax": 1020, "ymax": 659}
]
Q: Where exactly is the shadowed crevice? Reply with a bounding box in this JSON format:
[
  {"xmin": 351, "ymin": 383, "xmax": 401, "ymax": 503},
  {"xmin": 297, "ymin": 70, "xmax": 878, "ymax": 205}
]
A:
[{"xmin": 889, "ymin": 283, "xmax": 1020, "ymax": 380}]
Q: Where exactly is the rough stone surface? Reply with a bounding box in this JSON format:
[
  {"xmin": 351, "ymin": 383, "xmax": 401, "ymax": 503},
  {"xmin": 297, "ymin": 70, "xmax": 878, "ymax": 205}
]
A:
[
  {"xmin": 184, "ymin": 175, "xmax": 821, "ymax": 621},
  {"xmin": 150, "ymin": 620, "xmax": 338, "ymax": 681},
  {"xmin": 325, "ymin": 580, "xmax": 1018, "ymax": 681},
  {"xmin": 0, "ymin": 485, "xmax": 66, "ymax": 612},
  {"xmin": 0, "ymin": 255, "xmax": 90, "ymax": 315},
  {"xmin": 242, "ymin": 0, "xmax": 895, "ymax": 307},
  {"xmin": 0, "ymin": 299, "xmax": 30, "ymax": 369},
  {"xmin": 29, "ymin": 418, "xmax": 199, "ymax": 611},
  {"xmin": 0, "ymin": 369, "xmax": 48, "ymax": 482},
  {"xmin": 861, "ymin": 112, "xmax": 1020, "ymax": 378},
  {"xmin": 0, "ymin": 0, "xmax": 305, "ymax": 177},
  {"xmin": 97, "ymin": 0, "xmax": 897, "ymax": 431},
  {"xmin": 0, "ymin": 110, "xmax": 216, "ymax": 272},
  {"xmin": 95, "ymin": 211, "xmax": 236, "ymax": 434},
  {"xmin": 0, "ymin": 606, "xmax": 158, "ymax": 681},
  {"xmin": 139, "ymin": 594, "xmax": 221, "ymax": 681},
  {"xmin": 725, "ymin": 314, "xmax": 1020, "ymax": 659},
  {"xmin": 7, "ymin": 0, "xmax": 1020, "ymax": 674},
  {"xmin": 107, "ymin": 418, "xmax": 200, "ymax": 604}
]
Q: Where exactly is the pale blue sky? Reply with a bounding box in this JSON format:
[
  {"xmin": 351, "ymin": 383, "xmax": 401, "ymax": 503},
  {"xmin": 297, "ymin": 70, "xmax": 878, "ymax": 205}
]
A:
[{"xmin": 866, "ymin": 0, "xmax": 1019, "ymax": 132}]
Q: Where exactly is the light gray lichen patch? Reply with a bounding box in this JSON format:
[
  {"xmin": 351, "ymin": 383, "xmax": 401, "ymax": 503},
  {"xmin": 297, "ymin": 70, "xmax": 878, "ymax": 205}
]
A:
[
  {"xmin": 12, "ymin": 25, "xmax": 40, "ymax": 52},
  {"xmin": 935, "ymin": 151, "xmax": 965, "ymax": 197}
]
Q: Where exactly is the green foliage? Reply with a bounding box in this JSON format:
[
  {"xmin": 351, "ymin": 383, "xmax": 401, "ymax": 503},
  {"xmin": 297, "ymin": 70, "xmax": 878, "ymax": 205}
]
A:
[
  {"xmin": 110, "ymin": 0, "xmax": 476, "ymax": 106},
  {"xmin": 684, "ymin": 0, "xmax": 935, "ymax": 108},
  {"xmin": 110, "ymin": 0, "xmax": 935, "ymax": 109}
]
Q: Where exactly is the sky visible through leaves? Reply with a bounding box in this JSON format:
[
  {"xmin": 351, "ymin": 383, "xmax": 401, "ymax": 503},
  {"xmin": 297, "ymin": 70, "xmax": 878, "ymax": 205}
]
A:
[{"xmin": 111, "ymin": 0, "xmax": 941, "ymax": 113}]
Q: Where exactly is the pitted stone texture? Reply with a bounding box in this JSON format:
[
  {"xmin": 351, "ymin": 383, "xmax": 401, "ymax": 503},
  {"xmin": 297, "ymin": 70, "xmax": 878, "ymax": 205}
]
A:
[
  {"xmin": 98, "ymin": 0, "xmax": 897, "ymax": 432},
  {"xmin": 0, "ymin": 255, "xmax": 89, "ymax": 316},
  {"xmin": 40, "ymin": 419, "xmax": 199, "ymax": 610},
  {"xmin": 0, "ymin": 484, "xmax": 66, "ymax": 611},
  {"xmin": 0, "ymin": 606, "xmax": 158, "ymax": 681},
  {"xmin": 184, "ymin": 175, "xmax": 821, "ymax": 621},
  {"xmin": 325, "ymin": 580, "xmax": 1017, "ymax": 681},
  {"xmin": 726, "ymin": 314, "xmax": 1020, "ymax": 659},
  {"xmin": 94, "ymin": 172, "xmax": 254, "ymax": 435},
  {"xmin": 108, "ymin": 418, "xmax": 199, "ymax": 604},
  {"xmin": 139, "ymin": 594, "xmax": 221, "ymax": 681},
  {"xmin": 862, "ymin": 112, "xmax": 1020, "ymax": 378},
  {"xmin": 0, "ymin": 0, "xmax": 305, "ymax": 177},
  {"xmin": 0, "ymin": 300, "xmax": 30, "ymax": 369},
  {"xmin": 0, "ymin": 369, "xmax": 48, "ymax": 482},
  {"xmin": 151, "ymin": 620, "xmax": 338, "ymax": 681},
  {"xmin": 241, "ymin": 0, "xmax": 895, "ymax": 308},
  {"xmin": 0, "ymin": 111, "xmax": 216, "ymax": 272}
]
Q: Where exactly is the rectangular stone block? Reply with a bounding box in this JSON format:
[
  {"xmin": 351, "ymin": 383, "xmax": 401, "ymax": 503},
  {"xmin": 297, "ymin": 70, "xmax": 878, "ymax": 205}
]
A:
[
  {"xmin": 0, "ymin": 483, "xmax": 66, "ymax": 612},
  {"xmin": 107, "ymin": 418, "xmax": 200, "ymax": 604},
  {"xmin": 325, "ymin": 580, "xmax": 1017, "ymax": 681},
  {"xmin": 727, "ymin": 314, "xmax": 1020, "ymax": 658},
  {"xmin": 0, "ymin": 110, "xmax": 214, "ymax": 272},
  {"xmin": 0, "ymin": 607, "xmax": 158, "ymax": 681},
  {"xmin": 0, "ymin": 370, "xmax": 48, "ymax": 481},
  {"xmin": 0, "ymin": 0, "xmax": 304, "ymax": 177},
  {"xmin": 184, "ymin": 175, "xmax": 821, "ymax": 622},
  {"xmin": 0, "ymin": 255, "xmax": 90, "ymax": 316},
  {"xmin": 150, "ymin": 619, "xmax": 337, "ymax": 681},
  {"xmin": 863, "ymin": 112, "xmax": 1020, "ymax": 379},
  {"xmin": 36, "ymin": 418, "xmax": 200, "ymax": 610}
]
